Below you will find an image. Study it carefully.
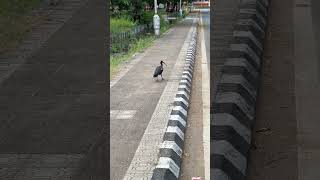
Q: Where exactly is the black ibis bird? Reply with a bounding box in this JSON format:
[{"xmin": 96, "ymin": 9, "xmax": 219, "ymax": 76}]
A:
[{"xmin": 153, "ymin": 60, "xmax": 167, "ymax": 80}]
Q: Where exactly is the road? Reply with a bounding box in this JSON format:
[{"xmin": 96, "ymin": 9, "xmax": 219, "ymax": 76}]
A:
[
  {"xmin": 179, "ymin": 9, "xmax": 210, "ymax": 180},
  {"xmin": 295, "ymin": 0, "xmax": 320, "ymax": 179},
  {"xmin": 247, "ymin": 0, "xmax": 320, "ymax": 179},
  {"xmin": 246, "ymin": 0, "xmax": 297, "ymax": 179}
]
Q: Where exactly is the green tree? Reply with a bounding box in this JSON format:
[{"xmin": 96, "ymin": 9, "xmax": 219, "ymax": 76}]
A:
[
  {"xmin": 111, "ymin": 0, "xmax": 190, "ymax": 22},
  {"xmin": 128, "ymin": 0, "xmax": 146, "ymax": 22},
  {"xmin": 110, "ymin": 0, "xmax": 130, "ymax": 11}
]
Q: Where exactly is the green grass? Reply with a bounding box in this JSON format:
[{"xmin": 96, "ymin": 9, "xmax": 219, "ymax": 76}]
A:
[
  {"xmin": 110, "ymin": 35, "xmax": 155, "ymax": 78},
  {"xmin": 110, "ymin": 17, "xmax": 136, "ymax": 34},
  {"xmin": 110, "ymin": 18, "xmax": 175, "ymax": 79},
  {"xmin": 160, "ymin": 17, "xmax": 175, "ymax": 34},
  {"xmin": 110, "ymin": 12, "xmax": 183, "ymax": 79},
  {"xmin": 0, "ymin": 0, "xmax": 41, "ymax": 53}
]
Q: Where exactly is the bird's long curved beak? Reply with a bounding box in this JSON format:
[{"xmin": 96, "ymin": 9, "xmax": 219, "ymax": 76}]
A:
[{"xmin": 163, "ymin": 62, "xmax": 167, "ymax": 66}]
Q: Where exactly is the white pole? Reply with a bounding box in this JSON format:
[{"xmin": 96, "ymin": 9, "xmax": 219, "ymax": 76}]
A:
[
  {"xmin": 153, "ymin": 0, "xmax": 160, "ymax": 36},
  {"xmin": 154, "ymin": 0, "xmax": 157, "ymax": 14},
  {"xmin": 179, "ymin": 0, "xmax": 182, "ymax": 16}
]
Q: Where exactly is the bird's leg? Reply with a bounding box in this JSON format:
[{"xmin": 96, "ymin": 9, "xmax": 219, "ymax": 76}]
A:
[{"xmin": 161, "ymin": 74, "xmax": 164, "ymax": 80}]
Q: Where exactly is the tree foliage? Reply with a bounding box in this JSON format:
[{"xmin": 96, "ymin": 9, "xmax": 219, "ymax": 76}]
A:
[
  {"xmin": 110, "ymin": 0, "xmax": 130, "ymax": 11},
  {"xmin": 111, "ymin": 0, "xmax": 189, "ymax": 22}
]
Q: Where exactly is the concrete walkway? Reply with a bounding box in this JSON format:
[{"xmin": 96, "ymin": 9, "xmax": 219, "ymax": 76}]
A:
[
  {"xmin": 0, "ymin": 0, "xmax": 107, "ymax": 179},
  {"xmin": 110, "ymin": 18, "xmax": 196, "ymax": 180}
]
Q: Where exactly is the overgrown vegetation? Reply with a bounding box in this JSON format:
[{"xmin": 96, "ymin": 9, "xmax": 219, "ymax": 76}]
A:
[
  {"xmin": 110, "ymin": 0, "xmax": 192, "ymax": 23},
  {"xmin": 110, "ymin": 35, "xmax": 155, "ymax": 77},
  {"xmin": 109, "ymin": 0, "xmax": 191, "ymax": 78},
  {"xmin": 110, "ymin": 17, "xmax": 136, "ymax": 34},
  {"xmin": 110, "ymin": 12, "xmax": 174, "ymax": 78},
  {"xmin": 0, "ymin": 0, "xmax": 41, "ymax": 53}
]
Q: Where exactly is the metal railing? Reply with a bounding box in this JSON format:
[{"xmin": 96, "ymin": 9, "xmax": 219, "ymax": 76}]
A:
[
  {"xmin": 110, "ymin": 22, "xmax": 153, "ymax": 54},
  {"xmin": 111, "ymin": 23, "xmax": 153, "ymax": 42}
]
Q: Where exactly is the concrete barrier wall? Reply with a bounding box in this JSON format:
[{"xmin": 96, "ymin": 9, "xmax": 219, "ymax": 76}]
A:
[
  {"xmin": 211, "ymin": 0, "xmax": 270, "ymax": 179},
  {"xmin": 151, "ymin": 23, "xmax": 199, "ymax": 180}
]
